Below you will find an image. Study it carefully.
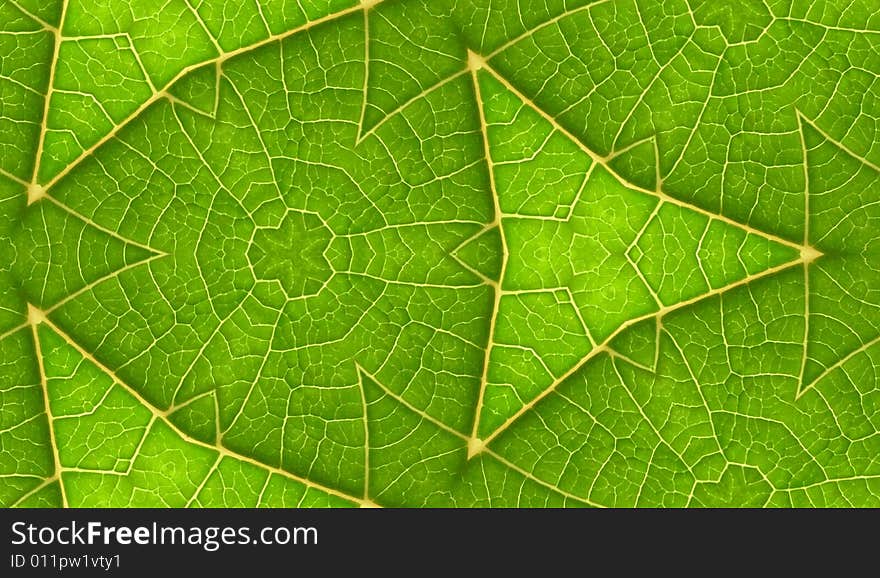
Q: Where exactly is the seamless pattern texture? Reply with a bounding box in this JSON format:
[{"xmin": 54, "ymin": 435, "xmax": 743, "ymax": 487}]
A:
[{"xmin": 1, "ymin": 0, "xmax": 880, "ymax": 507}]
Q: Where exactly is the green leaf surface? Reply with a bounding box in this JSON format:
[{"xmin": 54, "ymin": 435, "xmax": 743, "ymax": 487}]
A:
[{"xmin": 1, "ymin": 0, "xmax": 879, "ymax": 508}]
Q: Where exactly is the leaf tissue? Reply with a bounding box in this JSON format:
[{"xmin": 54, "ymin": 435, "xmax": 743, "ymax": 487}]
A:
[{"xmin": 2, "ymin": 0, "xmax": 880, "ymax": 508}]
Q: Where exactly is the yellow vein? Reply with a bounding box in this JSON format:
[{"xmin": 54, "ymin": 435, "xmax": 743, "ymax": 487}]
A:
[
  {"xmin": 121, "ymin": 415, "xmax": 157, "ymax": 476},
  {"xmin": 664, "ymin": 328, "xmax": 725, "ymax": 459},
  {"xmin": 467, "ymin": 51, "xmax": 509, "ymax": 454},
  {"xmin": 356, "ymin": 2, "xmax": 372, "ymax": 138},
  {"xmin": 185, "ymin": 454, "xmax": 223, "ymax": 507},
  {"xmin": 40, "ymin": 1, "xmax": 377, "ymax": 192},
  {"xmin": 358, "ymin": 366, "xmax": 466, "ymax": 440},
  {"xmin": 28, "ymin": 0, "xmax": 68, "ymax": 196},
  {"xmin": 126, "ymin": 34, "xmax": 156, "ymax": 94},
  {"xmin": 466, "ymin": 57, "xmax": 814, "ymax": 446},
  {"xmin": 0, "ymin": 319, "xmax": 31, "ymax": 343},
  {"xmin": 625, "ymin": 198, "xmax": 665, "ymax": 309},
  {"xmin": 609, "ymin": 356, "xmax": 695, "ymax": 476},
  {"xmin": 449, "ymin": 227, "xmax": 500, "ymax": 287},
  {"xmin": 44, "ymin": 253, "xmax": 168, "ymax": 318},
  {"xmin": 485, "ymin": 448, "xmax": 603, "ymax": 508},
  {"xmin": 9, "ymin": 475, "xmax": 60, "ymax": 508},
  {"xmin": 0, "ymin": 166, "xmax": 28, "ymax": 186},
  {"xmin": 480, "ymin": 255, "xmax": 807, "ymax": 447},
  {"xmin": 360, "ymin": 366, "xmax": 598, "ymax": 507},
  {"xmin": 35, "ymin": 309, "xmax": 374, "ymax": 508},
  {"xmin": 44, "ymin": 195, "xmax": 168, "ymax": 256},
  {"xmin": 225, "ymin": 78, "xmax": 286, "ymax": 208},
  {"xmin": 182, "ymin": 0, "xmax": 224, "ymax": 55},
  {"xmin": 798, "ymin": 334, "xmax": 880, "ymax": 399},
  {"xmin": 356, "ymin": 370, "xmax": 371, "ymax": 501},
  {"xmin": 797, "ymin": 111, "xmax": 880, "ymax": 174},
  {"xmin": 796, "ymin": 112, "xmax": 813, "ymax": 394},
  {"xmin": 356, "ymin": 69, "xmax": 468, "ymax": 144},
  {"xmin": 479, "ymin": 60, "xmax": 810, "ymax": 256},
  {"xmin": 168, "ymin": 287, "xmax": 257, "ymax": 407},
  {"xmin": 28, "ymin": 305, "xmax": 68, "ymax": 507},
  {"xmin": 8, "ymin": 0, "xmax": 58, "ymax": 32},
  {"xmin": 484, "ymin": 0, "xmax": 612, "ymax": 62}
]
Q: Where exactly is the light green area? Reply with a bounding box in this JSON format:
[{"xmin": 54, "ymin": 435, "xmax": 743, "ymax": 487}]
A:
[{"xmin": 1, "ymin": 0, "xmax": 879, "ymax": 508}]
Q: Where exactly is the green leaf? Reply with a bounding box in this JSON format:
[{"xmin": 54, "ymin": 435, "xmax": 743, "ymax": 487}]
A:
[{"xmin": 1, "ymin": 0, "xmax": 879, "ymax": 508}]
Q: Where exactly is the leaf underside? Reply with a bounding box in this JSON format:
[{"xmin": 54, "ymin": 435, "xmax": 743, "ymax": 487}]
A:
[{"xmin": 1, "ymin": 0, "xmax": 880, "ymax": 508}]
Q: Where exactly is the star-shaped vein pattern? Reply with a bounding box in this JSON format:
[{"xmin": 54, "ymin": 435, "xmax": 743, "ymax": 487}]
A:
[{"xmin": 468, "ymin": 65, "xmax": 803, "ymax": 446}]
